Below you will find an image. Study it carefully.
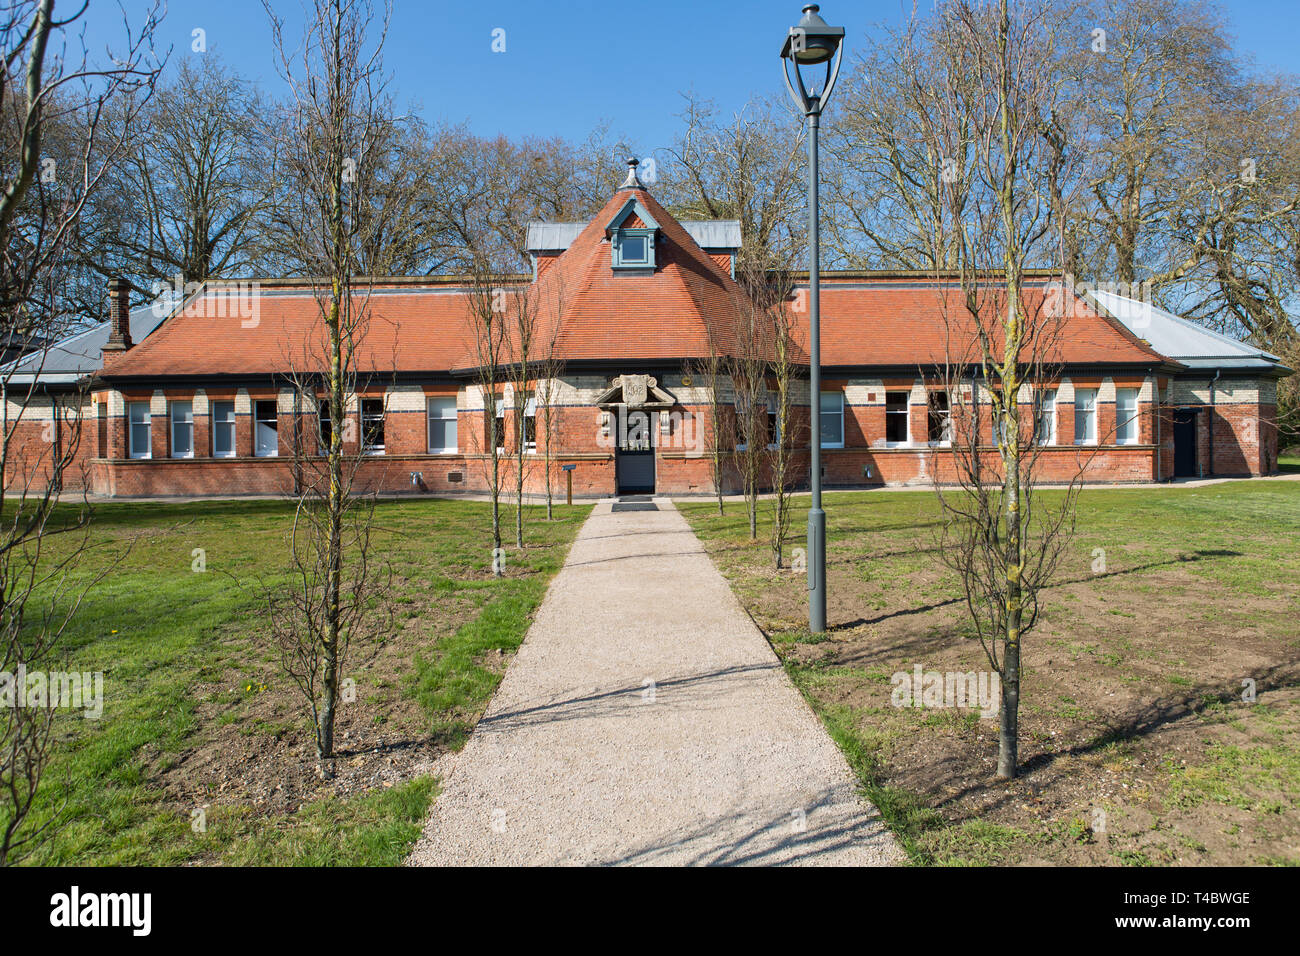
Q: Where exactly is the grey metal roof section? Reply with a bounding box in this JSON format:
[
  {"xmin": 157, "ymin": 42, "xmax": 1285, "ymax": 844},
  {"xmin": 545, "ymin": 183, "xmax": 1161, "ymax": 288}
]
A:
[
  {"xmin": 2, "ymin": 304, "xmax": 168, "ymax": 384},
  {"xmin": 680, "ymin": 219, "xmax": 742, "ymax": 250},
  {"xmin": 525, "ymin": 222, "xmax": 586, "ymax": 252},
  {"xmin": 525, "ymin": 219, "xmax": 741, "ymax": 253},
  {"xmin": 1091, "ymin": 289, "xmax": 1289, "ymax": 374}
]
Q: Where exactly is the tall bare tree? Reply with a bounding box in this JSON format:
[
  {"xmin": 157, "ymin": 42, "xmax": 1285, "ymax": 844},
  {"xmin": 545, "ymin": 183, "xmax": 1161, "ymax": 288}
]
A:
[
  {"xmin": 915, "ymin": 0, "xmax": 1085, "ymax": 780},
  {"xmin": 663, "ymin": 93, "xmax": 805, "ymax": 260},
  {"xmin": 0, "ymin": 0, "xmax": 161, "ymax": 863},
  {"xmin": 826, "ymin": 14, "xmax": 974, "ymax": 270},
  {"xmin": 1158, "ymin": 76, "xmax": 1300, "ymax": 447},
  {"xmin": 83, "ymin": 55, "xmax": 272, "ymax": 297},
  {"xmin": 260, "ymin": 0, "xmax": 396, "ymax": 777},
  {"xmin": 1070, "ymin": 0, "xmax": 1235, "ymax": 286}
]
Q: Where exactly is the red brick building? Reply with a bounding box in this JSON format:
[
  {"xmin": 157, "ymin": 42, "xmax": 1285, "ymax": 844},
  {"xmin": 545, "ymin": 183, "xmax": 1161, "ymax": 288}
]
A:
[{"xmin": 8, "ymin": 164, "xmax": 1290, "ymax": 498}]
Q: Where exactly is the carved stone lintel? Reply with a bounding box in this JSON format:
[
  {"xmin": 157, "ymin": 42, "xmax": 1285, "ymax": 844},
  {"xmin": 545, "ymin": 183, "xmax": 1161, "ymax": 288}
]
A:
[
  {"xmin": 621, "ymin": 374, "xmax": 649, "ymax": 407},
  {"xmin": 595, "ymin": 373, "xmax": 675, "ymax": 410}
]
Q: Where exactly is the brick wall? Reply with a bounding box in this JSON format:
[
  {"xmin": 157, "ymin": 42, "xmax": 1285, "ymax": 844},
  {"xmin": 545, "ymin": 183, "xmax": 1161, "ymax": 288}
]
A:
[
  {"xmin": 2, "ymin": 393, "xmax": 97, "ymax": 493},
  {"xmin": 43, "ymin": 372, "xmax": 1281, "ymax": 497},
  {"xmin": 1161, "ymin": 373, "xmax": 1280, "ymax": 477}
]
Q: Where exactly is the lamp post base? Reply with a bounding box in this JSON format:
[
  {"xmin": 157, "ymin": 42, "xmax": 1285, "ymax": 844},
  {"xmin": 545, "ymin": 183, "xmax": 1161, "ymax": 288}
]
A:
[{"xmin": 807, "ymin": 505, "xmax": 826, "ymax": 634}]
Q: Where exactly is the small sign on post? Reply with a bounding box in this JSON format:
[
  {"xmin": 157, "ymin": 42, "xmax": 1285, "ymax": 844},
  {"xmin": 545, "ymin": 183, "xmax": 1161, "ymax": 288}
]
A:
[{"xmin": 562, "ymin": 463, "xmax": 576, "ymax": 506}]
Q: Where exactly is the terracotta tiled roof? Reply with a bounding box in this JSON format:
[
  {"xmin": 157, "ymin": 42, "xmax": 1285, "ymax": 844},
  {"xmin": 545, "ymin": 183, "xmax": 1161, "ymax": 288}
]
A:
[
  {"xmin": 800, "ymin": 280, "xmax": 1171, "ymax": 368},
  {"xmin": 494, "ymin": 185, "xmax": 751, "ymax": 369},
  {"xmin": 100, "ymin": 190, "xmax": 1171, "ymax": 380},
  {"xmin": 99, "ymin": 282, "xmax": 487, "ymax": 378}
]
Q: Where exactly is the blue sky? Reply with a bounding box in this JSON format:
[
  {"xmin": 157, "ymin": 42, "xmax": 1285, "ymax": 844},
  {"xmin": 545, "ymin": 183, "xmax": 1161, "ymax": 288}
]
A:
[{"xmin": 88, "ymin": 0, "xmax": 1298, "ymax": 152}]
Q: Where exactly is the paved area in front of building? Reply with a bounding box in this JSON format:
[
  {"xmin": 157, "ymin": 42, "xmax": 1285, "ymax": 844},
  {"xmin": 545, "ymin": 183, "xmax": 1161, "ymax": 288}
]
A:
[{"xmin": 407, "ymin": 498, "xmax": 902, "ymax": 866}]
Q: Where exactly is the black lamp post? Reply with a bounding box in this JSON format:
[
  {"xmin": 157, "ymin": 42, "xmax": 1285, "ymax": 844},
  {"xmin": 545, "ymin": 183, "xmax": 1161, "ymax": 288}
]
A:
[{"xmin": 781, "ymin": 4, "xmax": 844, "ymax": 635}]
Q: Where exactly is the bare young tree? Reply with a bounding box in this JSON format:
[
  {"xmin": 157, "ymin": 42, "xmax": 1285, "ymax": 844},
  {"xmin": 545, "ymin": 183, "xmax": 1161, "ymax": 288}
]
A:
[
  {"xmin": 507, "ymin": 280, "xmax": 537, "ymax": 548},
  {"xmin": 0, "ymin": 0, "xmax": 161, "ymax": 863},
  {"xmin": 463, "ymin": 253, "xmax": 514, "ymax": 575},
  {"xmin": 915, "ymin": 0, "xmax": 1085, "ymax": 780},
  {"xmin": 665, "ymin": 93, "xmax": 807, "ymax": 526},
  {"xmin": 732, "ymin": 244, "xmax": 795, "ymax": 552},
  {"xmin": 686, "ymin": 348, "xmax": 729, "ymax": 514},
  {"xmin": 532, "ymin": 274, "xmax": 566, "ymax": 521},
  {"xmin": 260, "ymin": 0, "xmax": 395, "ymax": 777},
  {"xmin": 727, "ymin": 283, "xmax": 769, "ymax": 541},
  {"xmin": 765, "ymin": 264, "xmax": 799, "ymax": 569}
]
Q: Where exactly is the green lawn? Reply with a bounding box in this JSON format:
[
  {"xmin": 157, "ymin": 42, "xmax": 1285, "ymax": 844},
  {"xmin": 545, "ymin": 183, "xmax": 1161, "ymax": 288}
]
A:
[
  {"xmin": 7, "ymin": 496, "xmax": 590, "ymax": 866},
  {"xmin": 680, "ymin": 478, "xmax": 1300, "ymax": 865}
]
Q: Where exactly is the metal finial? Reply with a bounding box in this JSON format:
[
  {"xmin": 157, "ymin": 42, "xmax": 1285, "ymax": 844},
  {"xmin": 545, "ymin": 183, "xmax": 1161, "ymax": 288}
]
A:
[{"xmin": 621, "ymin": 157, "xmax": 642, "ymax": 188}]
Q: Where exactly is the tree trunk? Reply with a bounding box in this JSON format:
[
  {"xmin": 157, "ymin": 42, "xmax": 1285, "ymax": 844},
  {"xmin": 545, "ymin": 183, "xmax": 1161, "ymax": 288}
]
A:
[
  {"xmin": 490, "ymin": 404, "xmax": 502, "ymax": 574},
  {"xmin": 999, "ymin": 400, "xmax": 1023, "ymax": 780},
  {"xmin": 544, "ymin": 405, "xmax": 554, "ymax": 520},
  {"xmin": 320, "ymin": 159, "xmax": 346, "ymax": 779},
  {"xmin": 515, "ymin": 424, "xmax": 524, "ymax": 549}
]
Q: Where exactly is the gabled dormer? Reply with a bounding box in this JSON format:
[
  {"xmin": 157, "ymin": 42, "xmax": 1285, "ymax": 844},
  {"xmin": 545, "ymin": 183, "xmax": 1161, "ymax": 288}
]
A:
[{"xmin": 606, "ymin": 160, "xmax": 660, "ymax": 272}]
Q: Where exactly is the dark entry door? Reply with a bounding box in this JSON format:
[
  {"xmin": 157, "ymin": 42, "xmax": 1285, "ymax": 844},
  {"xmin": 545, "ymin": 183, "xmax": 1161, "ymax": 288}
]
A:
[
  {"xmin": 615, "ymin": 409, "xmax": 655, "ymax": 494},
  {"xmin": 1172, "ymin": 409, "xmax": 1197, "ymax": 478}
]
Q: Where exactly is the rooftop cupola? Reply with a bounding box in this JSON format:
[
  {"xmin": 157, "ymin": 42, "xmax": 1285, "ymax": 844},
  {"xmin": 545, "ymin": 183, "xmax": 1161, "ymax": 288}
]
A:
[{"xmin": 619, "ymin": 157, "xmax": 644, "ymax": 190}]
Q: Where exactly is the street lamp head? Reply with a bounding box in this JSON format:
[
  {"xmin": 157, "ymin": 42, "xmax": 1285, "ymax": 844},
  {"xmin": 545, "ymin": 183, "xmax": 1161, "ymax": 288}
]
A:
[
  {"xmin": 779, "ymin": 4, "xmax": 846, "ymax": 116},
  {"xmin": 780, "ymin": 4, "xmax": 845, "ymax": 64}
]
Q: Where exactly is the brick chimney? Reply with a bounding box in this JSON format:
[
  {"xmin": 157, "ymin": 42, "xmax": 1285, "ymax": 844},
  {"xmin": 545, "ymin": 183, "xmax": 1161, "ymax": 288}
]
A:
[{"xmin": 103, "ymin": 277, "xmax": 132, "ymax": 356}]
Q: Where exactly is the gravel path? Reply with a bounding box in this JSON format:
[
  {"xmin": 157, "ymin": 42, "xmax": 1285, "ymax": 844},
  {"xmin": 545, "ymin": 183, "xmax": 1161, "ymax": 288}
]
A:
[{"xmin": 407, "ymin": 498, "xmax": 902, "ymax": 866}]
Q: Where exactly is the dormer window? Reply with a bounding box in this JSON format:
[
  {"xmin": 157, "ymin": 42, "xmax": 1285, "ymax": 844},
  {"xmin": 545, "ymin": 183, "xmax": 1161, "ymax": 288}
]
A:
[
  {"xmin": 605, "ymin": 181, "xmax": 660, "ymax": 272},
  {"xmin": 613, "ymin": 229, "xmax": 655, "ymax": 269}
]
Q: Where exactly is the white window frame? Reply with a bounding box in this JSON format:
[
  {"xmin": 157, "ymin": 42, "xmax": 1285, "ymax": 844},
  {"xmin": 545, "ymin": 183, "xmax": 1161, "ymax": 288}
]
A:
[
  {"xmin": 254, "ymin": 400, "xmax": 279, "ymax": 458},
  {"xmin": 316, "ymin": 399, "xmax": 333, "ymax": 457},
  {"xmin": 926, "ymin": 390, "xmax": 952, "ymax": 446},
  {"xmin": 170, "ymin": 400, "xmax": 194, "ymax": 459},
  {"xmin": 128, "ymin": 401, "xmax": 151, "ymax": 459},
  {"xmin": 1074, "ymin": 389, "xmax": 1098, "ymax": 445},
  {"xmin": 521, "ymin": 395, "xmax": 537, "ymax": 454},
  {"xmin": 1116, "ymin": 388, "xmax": 1139, "ymax": 445},
  {"xmin": 427, "ymin": 396, "xmax": 458, "ymax": 453},
  {"xmin": 884, "ymin": 391, "xmax": 910, "ymax": 447},
  {"xmin": 494, "ymin": 398, "xmax": 506, "ymax": 456},
  {"xmin": 820, "ymin": 391, "xmax": 844, "ymax": 449},
  {"xmin": 733, "ymin": 390, "xmax": 763, "ymax": 452},
  {"xmin": 1036, "ymin": 389, "xmax": 1057, "ymax": 446},
  {"xmin": 765, "ymin": 394, "xmax": 781, "ymax": 450},
  {"xmin": 361, "ymin": 398, "xmax": 385, "ymax": 455},
  {"xmin": 211, "ymin": 401, "xmax": 236, "ymax": 458}
]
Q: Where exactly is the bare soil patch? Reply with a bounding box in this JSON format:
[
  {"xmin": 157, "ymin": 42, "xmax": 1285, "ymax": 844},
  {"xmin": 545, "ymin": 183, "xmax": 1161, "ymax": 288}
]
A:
[
  {"xmin": 685, "ymin": 488, "xmax": 1300, "ymax": 865},
  {"xmin": 152, "ymin": 596, "xmax": 474, "ymax": 817}
]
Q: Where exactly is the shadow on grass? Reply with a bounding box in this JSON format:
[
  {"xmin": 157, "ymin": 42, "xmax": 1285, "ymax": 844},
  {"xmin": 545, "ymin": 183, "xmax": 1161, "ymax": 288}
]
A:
[
  {"xmin": 829, "ymin": 548, "xmax": 1243, "ymax": 634},
  {"xmin": 925, "ymin": 661, "xmax": 1300, "ymax": 820}
]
